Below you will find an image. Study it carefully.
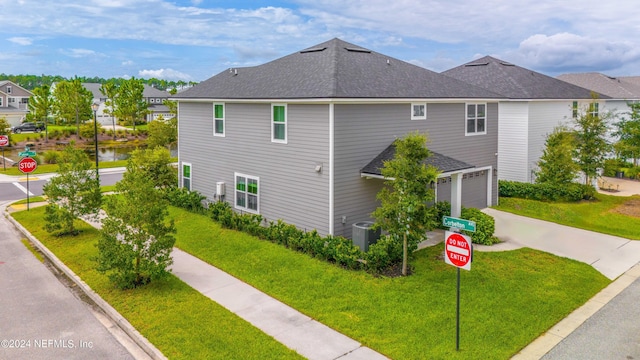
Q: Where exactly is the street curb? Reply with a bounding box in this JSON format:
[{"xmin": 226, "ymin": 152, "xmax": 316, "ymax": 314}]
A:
[
  {"xmin": 511, "ymin": 262, "xmax": 640, "ymax": 359},
  {"xmin": 4, "ymin": 209, "xmax": 167, "ymax": 360}
]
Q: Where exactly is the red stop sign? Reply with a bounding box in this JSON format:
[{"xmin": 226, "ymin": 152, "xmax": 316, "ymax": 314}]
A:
[
  {"xmin": 19, "ymin": 157, "xmax": 37, "ymax": 174},
  {"xmin": 444, "ymin": 231, "xmax": 472, "ymax": 270}
]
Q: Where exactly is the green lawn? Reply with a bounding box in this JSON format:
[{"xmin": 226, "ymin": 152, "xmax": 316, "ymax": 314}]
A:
[
  {"xmin": 494, "ymin": 194, "xmax": 640, "ymax": 240},
  {"xmin": 11, "ymin": 208, "xmax": 302, "ymax": 360},
  {"xmin": 11, "ymin": 206, "xmax": 612, "ymax": 359},
  {"xmin": 169, "ymin": 207, "xmax": 610, "ymax": 359}
]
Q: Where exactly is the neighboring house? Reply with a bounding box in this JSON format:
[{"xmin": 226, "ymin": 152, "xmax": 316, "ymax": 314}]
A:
[
  {"xmin": 174, "ymin": 38, "xmax": 503, "ymax": 238},
  {"xmin": 0, "ymin": 80, "xmax": 33, "ymax": 127},
  {"xmin": 83, "ymin": 83, "xmax": 174, "ymax": 126},
  {"xmin": 443, "ymin": 56, "xmax": 609, "ymax": 183}
]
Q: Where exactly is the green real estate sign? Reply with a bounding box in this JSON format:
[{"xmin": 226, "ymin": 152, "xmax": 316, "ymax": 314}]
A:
[{"xmin": 442, "ymin": 216, "xmax": 476, "ymax": 232}]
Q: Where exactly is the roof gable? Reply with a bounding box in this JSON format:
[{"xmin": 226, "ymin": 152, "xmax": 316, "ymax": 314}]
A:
[
  {"xmin": 178, "ymin": 38, "xmax": 503, "ymax": 100},
  {"xmin": 361, "ymin": 143, "xmax": 474, "ymax": 176},
  {"xmin": 443, "ymin": 56, "xmax": 608, "ymax": 100}
]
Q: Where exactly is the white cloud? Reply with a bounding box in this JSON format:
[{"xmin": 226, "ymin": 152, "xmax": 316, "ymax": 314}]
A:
[
  {"xmin": 507, "ymin": 33, "xmax": 640, "ymax": 73},
  {"xmin": 62, "ymin": 48, "xmax": 102, "ymax": 58},
  {"xmin": 8, "ymin": 37, "xmax": 33, "ymax": 45},
  {"xmin": 122, "ymin": 60, "xmax": 134, "ymax": 66},
  {"xmin": 138, "ymin": 68, "xmax": 192, "ymax": 81}
]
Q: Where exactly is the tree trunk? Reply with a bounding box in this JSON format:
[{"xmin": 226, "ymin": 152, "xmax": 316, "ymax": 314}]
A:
[{"xmin": 402, "ymin": 232, "xmax": 408, "ymax": 276}]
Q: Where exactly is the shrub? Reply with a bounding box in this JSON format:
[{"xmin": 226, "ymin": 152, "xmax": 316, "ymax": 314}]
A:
[
  {"xmin": 164, "ymin": 187, "xmax": 206, "ymax": 213},
  {"xmin": 460, "ymin": 208, "xmax": 499, "ymax": 245},
  {"xmin": 42, "ymin": 151, "xmax": 60, "ymax": 164},
  {"xmin": 365, "ymin": 235, "xmax": 403, "ymax": 273},
  {"xmin": 499, "ymin": 180, "xmax": 594, "ymax": 201}
]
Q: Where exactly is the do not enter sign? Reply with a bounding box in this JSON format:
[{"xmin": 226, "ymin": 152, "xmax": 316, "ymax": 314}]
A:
[
  {"xmin": 0, "ymin": 135, "xmax": 8, "ymax": 147},
  {"xmin": 444, "ymin": 231, "xmax": 472, "ymax": 270},
  {"xmin": 19, "ymin": 157, "xmax": 37, "ymax": 174}
]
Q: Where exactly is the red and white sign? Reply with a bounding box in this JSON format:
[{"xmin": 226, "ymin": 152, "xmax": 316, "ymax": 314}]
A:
[
  {"xmin": 18, "ymin": 157, "xmax": 37, "ymax": 174},
  {"xmin": 444, "ymin": 231, "xmax": 472, "ymax": 270},
  {"xmin": 0, "ymin": 135, "xmax": 8, "ymax": 147}
]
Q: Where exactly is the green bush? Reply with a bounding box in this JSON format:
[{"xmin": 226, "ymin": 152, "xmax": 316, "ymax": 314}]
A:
[
  {"xmin": 364, "ymin": 235, "xmax": 403, "ymax": 273},
  {"xmin": 499, "ymin": 180, "xmax": 594, "ymax": 202},
  {"xmin": 164, "ymin": 187, "xmax": 206, "ymax": 213},
  {"xmin": 460, "ymin": 208, "xmax": 499, "ymax": 245},
  {"xmin": 42, "ymin": 151, "xmax": 60, "ymax": 164}
]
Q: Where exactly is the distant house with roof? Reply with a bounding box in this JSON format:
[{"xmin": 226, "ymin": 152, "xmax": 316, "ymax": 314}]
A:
[
  {"xmin": 443, "ymin": 56, "xmax": 608, "ymax": 183},
  {"xmin": 173, "ymin": 38, "xmax": 503, "ymax": 238},
  {"xmin": 82, "ymin": 83, "xmax": 174, "ymax": 126},
  {"xmin": 0, "ymin": 80, "xmax": 33, "ymax": 127}
]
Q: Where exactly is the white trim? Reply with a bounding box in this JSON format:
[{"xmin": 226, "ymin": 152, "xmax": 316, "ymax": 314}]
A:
[
  {"xmin": 173, "ymin": 97, "xmax": 503, "ymax": 104},
  {"xmin": 213, "ymin": 103, "xmax": 225, "ymax": 137},
  {"xmin": 329, "ymin": 103, "xmax": 335, "ymax": 235},
  {"xmin": 465, "ymin": 102, "xmax": 487, "ymax": 136},
  {"xmin": 411, "ymin": 103, "xmax": 427, "ymax": 120},
  {"xmin": 271, "ymin": 103, "xmax": 287, "ymax": 144},
  {"xmin": 181, "ymin": 162, "xmax": 192, "ymax": 191},
  {"xmin": 234, "ymin": 172, "xmax": 260, "ymax": 214}
]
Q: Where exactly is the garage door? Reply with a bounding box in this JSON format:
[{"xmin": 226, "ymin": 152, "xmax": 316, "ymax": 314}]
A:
[{"xmin": 461, "ymin": 170, "xmax": 488, "ymax": 209}]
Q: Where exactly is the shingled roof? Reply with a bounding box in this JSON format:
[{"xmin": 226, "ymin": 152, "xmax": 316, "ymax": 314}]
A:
[
  {"xmin": 557, "ymin": 73, "xmax": 640, "ymax": 100},
  {"xmin": 177, "ymin": 38, "xmax": 503, "ymax": 100},
  {"xmin": 361, "ymin": 143, "xmax": 474, "ymax": 177},
  {"xmin": 443, "ymin": 56, "xmax": 608, "ymax": 100}
]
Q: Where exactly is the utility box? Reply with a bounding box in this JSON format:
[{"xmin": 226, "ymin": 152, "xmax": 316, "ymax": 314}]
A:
[
  {"xmin": 216, "ymin": 182, "xmax": 225, "ymax": 196},
  {"xmin": 352, "ymin": 222, "xmax": 381, "ymax": 252}
]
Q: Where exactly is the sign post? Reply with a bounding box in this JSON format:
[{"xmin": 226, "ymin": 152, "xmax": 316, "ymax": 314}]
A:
[
  {"xmin": 444, "ymin": 230, "xmax": 473, "ymax": 351},
  {"xmin": 0, "ymin": 135, "xmax": 8, "ymax": 171},
  {"xmin": 19, "ymin": 157, "xmax": 37, "ymax": 210}
]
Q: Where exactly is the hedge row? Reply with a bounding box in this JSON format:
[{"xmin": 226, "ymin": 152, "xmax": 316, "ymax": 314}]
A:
[
  {"xmin": 499, "ymin": 180, "xmax": 595, "ymax": 202},
  {"xmin": 433, "ymin": 201, "xmax": 499, "ymax": 245}
]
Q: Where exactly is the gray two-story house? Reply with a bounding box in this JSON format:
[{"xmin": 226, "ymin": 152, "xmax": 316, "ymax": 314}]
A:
[{"xmin": 174, "ymin": 39, "xmax": 502, "ymax": 238}]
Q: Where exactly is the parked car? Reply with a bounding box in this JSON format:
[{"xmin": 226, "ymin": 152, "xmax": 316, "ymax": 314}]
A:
[{"xmin": 12, "ymin": 122, "xmax": 46, "ymax": 134}]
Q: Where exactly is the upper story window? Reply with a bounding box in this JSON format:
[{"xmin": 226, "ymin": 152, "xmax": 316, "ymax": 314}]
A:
[
  {"xmin": 572, "ymin": 101, "xmax": 578, "ymax": 118},
  {"xmin": 6, "ymin": 86, "xmax": 12, "ymax": 94},
  {"xmin": 214, "ymin": 103, "xmax": 225, "ymax": 136},
  {"xmin": 411, "ymin": 103, "xmax": 427, "ymax": 120},
  {"xmin": 272, "ymin": 104, "xmax": 287, "ymax": 143},
  {"xmin": 466, "ymin": 103, "xmax": 486, "ymax": 135},
  {"xmin": 235, "ymin": 173, "xmax": 259, "ymax": 213}
]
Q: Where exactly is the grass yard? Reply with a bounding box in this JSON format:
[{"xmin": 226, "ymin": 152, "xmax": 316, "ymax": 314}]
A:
[
  {"xmin": 11, "ymin": 208, "xmax": 302, "ymax": 360},
  {"xmin": 0, "ymin": 159, "xmax": 128, "ymax": 176},
  {"xmin": 495, "ymin": 194, "xmax": 640, "ymax": 240},
  {"xmin": 169, "ymin": 207, "xmax": 610, "ymax": 359}
]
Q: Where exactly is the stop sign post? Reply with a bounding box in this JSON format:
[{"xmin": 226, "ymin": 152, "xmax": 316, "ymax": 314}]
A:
[
  {"xmin": 18, "ymin": 157, "xmax": 37, "ymax": 211},
  {"xmin": 0, "ymin": 135, "xmax": 7, "ymax": 170},
  {"xmin": 19, "ymin": 157, "xmax": 37, "ymax": 174}
]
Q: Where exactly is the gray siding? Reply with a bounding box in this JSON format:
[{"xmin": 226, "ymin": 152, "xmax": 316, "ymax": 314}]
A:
[
  {"xmin": 333, "ymin": 103, "xmax": 498, "ymax": 238},
  {"xmin": 178, "ymin": 102, "xmax": 331, "ymax": 234}
]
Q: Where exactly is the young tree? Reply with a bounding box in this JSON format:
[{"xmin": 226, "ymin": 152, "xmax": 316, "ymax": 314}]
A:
[
  {"xmin": 100, "ymin": 80, "xmax": 119, "ymax": 140},
  {"xmin": 573, "ymin": 95, "xmax": 612, "ymax": 185},
  {"xmin": 127, "ymin": 147, "xmax": 177, "ymax": 189},
  {"xmin": 113, "ymin": 78, "xmax": 148, "ymax": 131},
  {"xmin": 53, "ymin": 78, "xmax": 93, "ymax": 133},
  {"xmin": 372, "ymin": 131, "xmax": 440, "ymax": 276},
  {"xmin": 43, "ymin": 145, "xmax": 102, "ymax": 235},
  {"xmin": 28, "ymin": 84, "xmax": 53, "ymax": 142},
  {"xmin": 535, "ymin": 126, "xmax": 580, "ymax": 185},
  {"xmin": 95, "ymin": 161, "xmax": 176, "ymax": 289},
  {"xmin": 147, "ymin": 116, "xmax": 177, "ymax": 150},
  {"xmin": 613, "ymin": 102, "xmax": 640, "ymax": 166}
]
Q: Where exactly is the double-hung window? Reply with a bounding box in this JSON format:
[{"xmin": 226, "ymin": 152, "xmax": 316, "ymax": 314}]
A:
[
  {"xmin": 572, "ymin": 101, "xmax": 579, "ymax": 118},
  {"xmin": 411, "ymin": 103, "xmax": 426, "ymax": 120},
  {"xmin": 466, "ymin": 103, "xmax": 486, "ymax": 135},
  {"xmin": 588, "ymin": 102, "xmax": 599, "ymax": 118},
  {"xmin": 6, "ymin": 86, "xmax": 11, "ymax": 94},
  {"xmin": 182, "ymin": 163, "xmax": 192, "ymax": 190},
  {"xmin": 272, "ymin": 104, "xmax": 287, "ymax": 143},
  {"xmin": 214, "ymin": 103, "xmax": 225, "ymax": 136},
  {"xmin": 235, "ymin": 173, "xmax": 259, "ymax": 213}
]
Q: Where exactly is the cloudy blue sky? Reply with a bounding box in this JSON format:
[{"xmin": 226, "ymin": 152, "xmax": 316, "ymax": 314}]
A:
[{"xmin": 1, "ymin": 0, "xmax": 639, "ymax": 82}]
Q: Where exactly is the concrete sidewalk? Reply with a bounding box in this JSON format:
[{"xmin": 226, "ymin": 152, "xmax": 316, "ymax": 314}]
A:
[{"xmin": 80, "ymin": 210, "xmax": 388, "ymax": 360}]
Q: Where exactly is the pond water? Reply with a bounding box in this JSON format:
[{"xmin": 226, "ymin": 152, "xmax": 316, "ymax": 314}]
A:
[{"xmin": 2, "ymin": 145, "xmax": 177, "ymax": 163}]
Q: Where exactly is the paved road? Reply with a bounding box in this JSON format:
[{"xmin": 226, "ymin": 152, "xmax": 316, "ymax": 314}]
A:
[
  {"xmin": 541, "ymin": 276, "xmax": 640, "ymax": 360},
  {"xmin": 0, "ymin": 171, "xmax": 122, "ymax": 201},
  {"xmin": 0, "ymin": 201, "xmax": 138, "ymax": 359}
]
